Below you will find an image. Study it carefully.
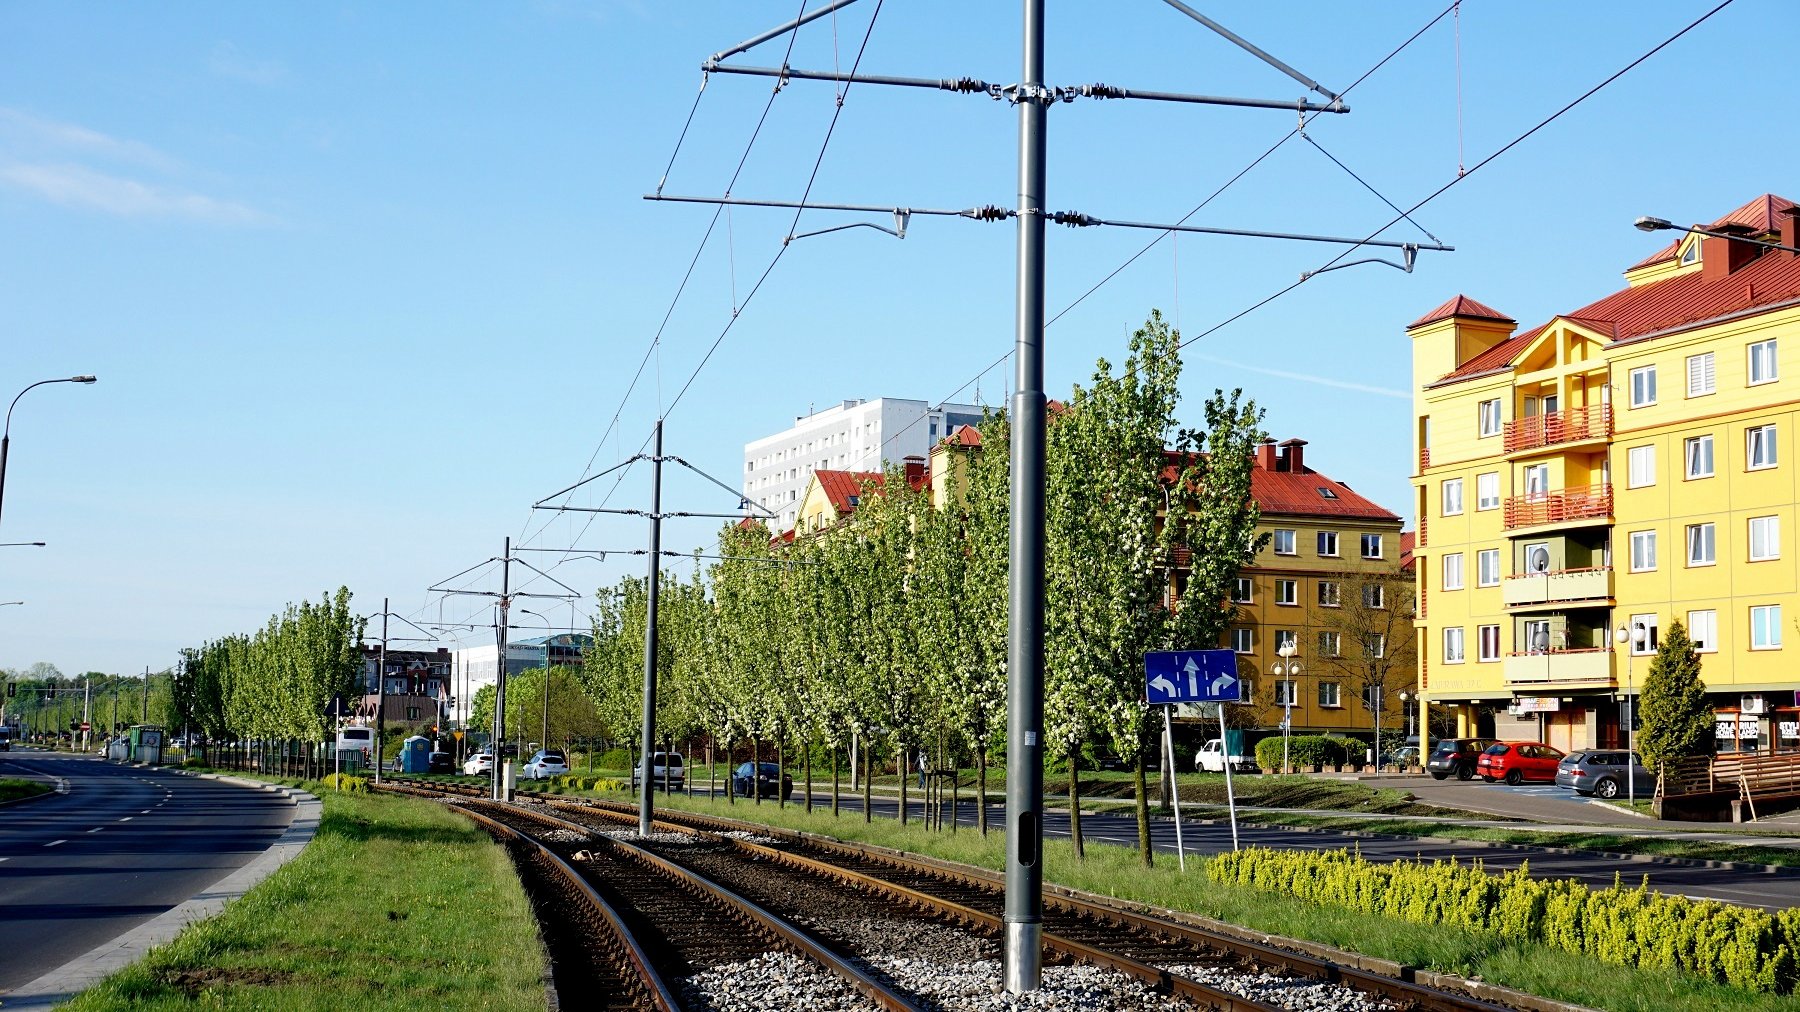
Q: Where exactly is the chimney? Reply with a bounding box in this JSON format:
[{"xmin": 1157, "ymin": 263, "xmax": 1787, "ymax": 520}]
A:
[
  {"xmin": 1782, "ymin": 206, "xmax": 1800, "ymax": 259},
  {"xmin": 1255, "ymin": 438, "xmax": 1278, "ymax": 471},
  {"xmin": 1279, "ymin": 438, "xmax": 1307, "ymax": 473},
  {"xmin": 902, "ymin": 455, "xmax": 926, "ymax": 488},
  {"xmin": 1702, "ymin": 228, "xmax": 1759, "ymax": 281}
]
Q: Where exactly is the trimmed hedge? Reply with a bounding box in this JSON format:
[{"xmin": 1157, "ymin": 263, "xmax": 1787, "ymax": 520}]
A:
[
  {"xmin": 1209, "ymin": 846, "xmax": 1798, "ymax": 993},
  {"xmin": 1252, "ymin": 734, "xmax": 1359, "ymax": 770},
  {"xmin": 321, "ymin": 773, "xmax": 370, "ymax": 793}
]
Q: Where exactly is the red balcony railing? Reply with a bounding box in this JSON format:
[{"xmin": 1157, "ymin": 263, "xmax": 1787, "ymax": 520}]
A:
[
  {"xmin": 1503, "ymin": 483, "xmax": 1612, "ymax": 530},
  {"xmin": 1419, "ymin": 446, "xmax": 1431, "ymax": 470},
  {"xmin": 1503, "ymin": 404, "xmax": 1612, "ymax": 453}
]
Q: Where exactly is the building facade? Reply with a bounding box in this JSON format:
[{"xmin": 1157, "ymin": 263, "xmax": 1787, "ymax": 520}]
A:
[
  {"xmin": 452, "ymin": 633, "xmax": 591, "ymax": 698},
  {"xmin": 1409, "ymin": 194, "xmax": 1800, "ymax": 753},
  {"xmin": 744, "ymin": 397, "xmax": 984, "ymax": 532}
]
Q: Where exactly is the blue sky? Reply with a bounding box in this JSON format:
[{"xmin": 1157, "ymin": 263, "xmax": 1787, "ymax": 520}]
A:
[{"xmin": 1, "ymin": 1, "xmax": 1792, "ymax": 676}]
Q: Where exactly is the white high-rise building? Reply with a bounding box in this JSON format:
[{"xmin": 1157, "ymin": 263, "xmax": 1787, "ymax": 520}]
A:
[{"xmin": 744, "ymin": 397, "xmax": 986, "ymax": 531}]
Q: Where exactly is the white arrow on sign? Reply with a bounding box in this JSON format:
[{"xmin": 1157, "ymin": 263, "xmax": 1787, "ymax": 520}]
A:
[
  {"xmin": 1149, "ymin": 673, "xmax": 1176, "ymax": 698},
  {"xmin": 1183, "ymin": 657, "xmax": 1200, "ymax": 696},
  {"xmin": 1210, "ymin": 671, "xmax": 1238, "ymax": 697}
]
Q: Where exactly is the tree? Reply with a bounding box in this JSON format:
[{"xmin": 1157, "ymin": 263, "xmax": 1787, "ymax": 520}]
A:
[
  {"xmin": 1637, "ymin": 620, "xmax": 1712, "ymax": 773},
  {"xmin": 1313, "ymin": 568, "xmax": 1417, "ymax": 760},
  {"xmin": 468, "ymin": 683, "xmax": 497, "ymax": 742}
]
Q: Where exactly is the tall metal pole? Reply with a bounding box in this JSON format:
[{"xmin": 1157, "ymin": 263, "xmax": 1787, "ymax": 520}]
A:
[
  {"xmin": 141, "ymin": 666, "xmax": 149, "ymax": 724},
  {"xmin": 375, "ymin": 599, "xmax": 388, "ymax": 784},
  {"xmin": 494, "ymin": 538, "xmax": 511, "ymax": 800},
  {"xmin": 1004, "ymin": 0, "xmax": 1048, "ymax": 994},
  {"xmin": 638, "ymin": 418, "xmax": 666, "ymax": 836}
]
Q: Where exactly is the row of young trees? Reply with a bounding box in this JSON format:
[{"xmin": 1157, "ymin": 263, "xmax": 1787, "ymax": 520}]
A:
[
  {"xmin": 581, "ymin": 313, "xmax": 1268, "ymax": 864},
  {"xmin": 1, "ymin": 663, "xmax": 169, "ymax": 740}
]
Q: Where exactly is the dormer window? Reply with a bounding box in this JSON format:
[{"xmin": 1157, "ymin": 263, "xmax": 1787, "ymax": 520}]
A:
[
  {"xmin": 1316, "ymin": 487, "xmax": 1338, "ymax": 499},
  {"xmin": 1680, "ymin": 239, "xmax": 1699, "ymax": 266}
]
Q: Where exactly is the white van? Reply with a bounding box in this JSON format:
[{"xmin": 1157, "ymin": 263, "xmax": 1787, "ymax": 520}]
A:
[
  {"xmin": 336, "ymin": 726, "xmax": 375, "ymax": 753},
  {"xmin": 1195, "ymin": 737, "xmax": 1254, "ymax": 773}
]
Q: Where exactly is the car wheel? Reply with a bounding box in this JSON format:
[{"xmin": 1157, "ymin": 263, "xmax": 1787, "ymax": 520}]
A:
[
  {"xmin": 1455, "ymin": 765, "xmax": 1475, "ymax": 781},
  {"xmin": 1430, "ymin": 772, "xmax": 1449, "ymax": 781},
  {"xmin": 1595, "ymin": 777, "xmax": 1621, "ymax": 799},
  {"xmin": 1503, "ymin": 769, "xmax": 1524, "ymax": 786},
  {"xmin": 1481, "ymin": 775, "xmax": 1496, "ymax": 783}
]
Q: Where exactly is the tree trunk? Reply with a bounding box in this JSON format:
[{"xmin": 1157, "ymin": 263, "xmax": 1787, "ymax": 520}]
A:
[
  {"xmin": 753, "ymin": 738, "xmax": 762, "ymax": 806},
  {"xmin": 726, "ymin": 737, "xmax": 735, "ymax": 805},
  {"xmin": 977, "ymin": 743, "xmax": 989, "ymax": 836},
  {"xmin": 777, "ymin": 734, "xmax": 787, "ymax": 810},
  {"xmin": 1068, "ymin": 745, "xmax": 1085, "ymax": 860},
  {"xmin": 862, "ymin": 743, "xmax": 873, "ymax": 823},
  {"xmin": 899, "ymin": 739, "xmax": 909, "ymax": 826},
  {"xmin": 1134, "ymin": 745, "xmax": 1153, "ymax": 868},
  {"xmin": 831, "ymin": 745, "xmax": 840, "ymax": 817},
  {"xmin": 803, "ymin": 736, "xmax": 813, "ymax": 813},
  {"xmin": 950, "ymin": 744, "xmax": 959, "ymax": 834}
]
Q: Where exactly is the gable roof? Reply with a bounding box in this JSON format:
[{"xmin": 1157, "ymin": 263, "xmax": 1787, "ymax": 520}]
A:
[
  {"xmin": 1408, "ymin": 294, "xmax": 1515, "ymax": 330},
  {"xmin": 815, "ymin": 469, "xmax": 886, "ymax": 515},
  {"xmin": 1161, "ymin": 451, "xmax": 1401, "ymax": 522},
  {"xmin": 1627, "ymin": 192, "xmax": 1796, "ymax": 270}
]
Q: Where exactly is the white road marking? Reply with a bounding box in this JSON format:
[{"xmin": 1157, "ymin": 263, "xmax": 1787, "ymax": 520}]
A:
[
  {"xmin": 117, "ymin": 816, "xmax": 132, "ymax": 822},
  {"xmin": 140, "ymin": 809, "xmax": 151, "ymax": 814},
  {"xmin": 44, "ymin": 839, "xmax": 65, "ymax": 847},
  {"xmin": 87, "ymin": 827, "xmax": 102, "ymax": 833}
]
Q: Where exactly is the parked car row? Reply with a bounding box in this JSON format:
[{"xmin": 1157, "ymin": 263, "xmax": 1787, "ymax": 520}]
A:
[{"xmin": 1425, "ymin": 736, "xmax": 1647, "ymax": 798}]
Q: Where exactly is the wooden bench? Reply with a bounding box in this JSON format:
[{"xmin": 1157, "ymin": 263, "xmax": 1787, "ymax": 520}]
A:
[{"xmin": 1656, "ymin": 751, "xmax": 1800, "ymax": 821}]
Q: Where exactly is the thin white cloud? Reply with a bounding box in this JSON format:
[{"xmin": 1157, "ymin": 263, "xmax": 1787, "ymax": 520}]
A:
[
  {"xmin": 0, "ymin": 162, "xmax": 273, "ymax": 225},
  {"xmin": 209, "ymin": 41, "xmax": 287, "ymax": 87},
  {"xmin": 0, "ymin": 107, "xmax": 179, "ymax": 171},
  {"xmin": 1187, "ymin": 352, "xmax": 1410, "ymax": 400}
]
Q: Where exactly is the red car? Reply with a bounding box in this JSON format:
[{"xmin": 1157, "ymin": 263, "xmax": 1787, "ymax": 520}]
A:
[{"xmin": 1476, "ymin": 741, "xmax": 1565, "ymax": 785}]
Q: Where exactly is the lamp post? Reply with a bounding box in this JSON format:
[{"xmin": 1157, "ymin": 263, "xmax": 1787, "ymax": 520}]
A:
[
  {"xmin": 1, "ymin": 375, "xmax": 98, "ymax": 531},
  {"xmin": 520, "ymin": 609, "xmax": 554, "ymax": 753},
  {"xmin": 0, "ymin": 542, "xmax": 45, "ymax": 548},
  {"xmin": 1634, "ymin": 216, "xmax": 1800, "ymax": 254},
  {"xmin": 1270, "ymin": 642, "xmax": 1300, "ymax": 772},
  {"xmin": 1614, "ymin": 622, "xmax": 1647, "ymax": 801}
]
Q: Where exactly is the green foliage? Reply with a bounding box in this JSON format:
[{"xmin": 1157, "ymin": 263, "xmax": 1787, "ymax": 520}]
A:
[
  {"xmin": 1254, "ymin": 734, "xmax": 1358, "ymax": 770},
  {"xmin": 1208, "ymin": 846, "xmax": 1799, "ymax": 993},
  {"xmin": 1638, "ymin": 620, "xmax": 1713, "ymax": 773},
  {"xmin": 321, "ymin": 772, "xmax": 370, "ymax": 792}
]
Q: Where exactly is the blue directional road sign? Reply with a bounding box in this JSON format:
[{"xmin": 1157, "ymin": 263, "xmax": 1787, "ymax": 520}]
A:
[{"xmin": 1144, "ymin": 649, "xmax": 1243, "ymax": 705}]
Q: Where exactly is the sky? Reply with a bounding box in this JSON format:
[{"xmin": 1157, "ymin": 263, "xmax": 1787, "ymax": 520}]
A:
[{"xmin": 1, "ymin": 0, "xmax": 1793, "ymax": 677}]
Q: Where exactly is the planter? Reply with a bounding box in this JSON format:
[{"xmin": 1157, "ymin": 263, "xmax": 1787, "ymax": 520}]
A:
[
  {"xmin": 1260, "ymin": 767, "xmax": 1276, "ymax": 775},
  {"xmin": 1308, "ymin": 764, "xmax": 1322, "ymax": 773}
]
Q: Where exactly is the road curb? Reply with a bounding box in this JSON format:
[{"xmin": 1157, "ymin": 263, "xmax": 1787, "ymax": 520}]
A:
[{"xmin": 0, "ymin": 773, "xmax": 320, "ymax": 1009}]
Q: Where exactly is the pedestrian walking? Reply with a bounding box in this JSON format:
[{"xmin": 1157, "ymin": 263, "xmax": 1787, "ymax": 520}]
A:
[{"xmin": 917, "ymin": 747, "xmax": 928, "ymax": 789}]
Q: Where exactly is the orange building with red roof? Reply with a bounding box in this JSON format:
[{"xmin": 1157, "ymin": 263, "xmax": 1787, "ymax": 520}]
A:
[{"xmin": 1409, "ymin": 193, "xmax": 1800, "ymax": 754}]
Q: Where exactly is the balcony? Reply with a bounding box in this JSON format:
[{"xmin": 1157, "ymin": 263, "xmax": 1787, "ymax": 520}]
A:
[
  {"xmin": 1503, "ymin": 648, "xmax": 1614, "ymax": 687},
  {"xmin": 1501, "ymin": 567, "xmax": 1613, "ymax": 610},
  {"xmin": 1503, "ymin": 405, "xmax": 1612, "ymax": 454},
  {"xmin": 1503, "ymin": 484, "xmax": 1612, "ymax": 531},
  {"xmin": 1419, "ymin": 446, "xmax": 1431, "ymax": 471}
]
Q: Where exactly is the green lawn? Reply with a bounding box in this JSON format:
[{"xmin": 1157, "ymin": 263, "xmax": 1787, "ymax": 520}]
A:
[
  {"xmin": 0, "ymin": 777, "xmax": 53, "ymax": 803},
  {"xmin": 61, "ymin": 785, "xmax": 546, "ymax": 1012}
]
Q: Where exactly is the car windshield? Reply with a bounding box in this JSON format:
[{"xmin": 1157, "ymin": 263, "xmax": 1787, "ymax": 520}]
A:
[
  {"xmin": 756, "ymin": 763, "xmax": 780, "ymax": 776},
  {"xmin": 664, "ymin": 754, "xmax": 684, "ymax": 767},
  {"xmin": 1434, "ymin": 741, "xmax": 1459, "ymax": 753},
  {"xmin": 1561, "ymin": 752, "xmax": 1585, "ymax": 765},
  {"xmin": 542, "ymin": 752, "xmax": 565, "ymax": 762},
  {"xmin": 1484, "ymin": 743, "xmax": 1510, "ymax": 755}
]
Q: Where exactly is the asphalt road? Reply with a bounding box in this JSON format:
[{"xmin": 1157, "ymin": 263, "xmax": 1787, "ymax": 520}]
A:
[
  {"xmin": 0, "ymin": 753, "xmax": 296, "ymax": 992},
  {"xmin": 672, "ymin": 782, "xmax": 1800, "ymax": 912}
]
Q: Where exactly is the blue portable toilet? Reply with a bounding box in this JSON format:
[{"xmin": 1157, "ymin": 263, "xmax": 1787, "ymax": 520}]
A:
[{"xmin": 399, "ymin": 735, "xmax": 433, "ymax": 774}]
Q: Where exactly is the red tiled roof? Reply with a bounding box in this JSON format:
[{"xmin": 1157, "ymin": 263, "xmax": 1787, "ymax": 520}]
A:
[
  {"xmin": 814, "ymin": 469, "xmax": 885, "ymax": 515},
  {"xmin": 1408, "ymin": 294, "xmax": 1514, "ymax": 330},
  {"xmin": 1429, "ymin": 194, "xmax": 1800, "ymax": 388},
  {"xmin": 1627, "ymin": 193, "xmax": 1794, "ymax": 270},
  {"xmin": 941, "ymin": 424, "xmax": 982, "ymax": 448},
  {"xmin": 1161, "ymin": 451, "xmax": 1401, "ymax": 522},
  {"xmin": 1399, "ymin": 531, "xmax": 1416, "ymax": 571}
]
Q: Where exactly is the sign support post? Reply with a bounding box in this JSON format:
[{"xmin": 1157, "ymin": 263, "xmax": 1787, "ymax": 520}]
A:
[
  {"xmin": 1144, "ymin": 648, "xmax": 1243, "ymax": 853},
  {"xmin": 1161, "ymin": 703, "xmax": 1186, "ymax": 871},
  {"xmin": 1218, "ymin": 703, "xmax": 1239, "ymax": 851}
]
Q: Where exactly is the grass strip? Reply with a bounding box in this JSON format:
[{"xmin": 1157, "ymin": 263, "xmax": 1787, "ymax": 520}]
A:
[
  {"xmin": 625, "ymin": 788, "xmax": 1800, "ymax": 1012},
  {"xmin": 0, "ymin": 777, "xmax": 53, "ymax": 802},
  {"xmin": 61, "ymin": 784, "xmax": 546, "ymax": 1012}
]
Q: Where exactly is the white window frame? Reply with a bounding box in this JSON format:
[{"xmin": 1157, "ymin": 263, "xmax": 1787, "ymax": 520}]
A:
[
  {"xmin": 1363, "ymin": 583, "xmax": 1386, "ymax": 609},
  {"xmin": 1686, "ymin": 522, "xmax": 1716, "ymax": 567},
  {"xmin": 1360, "ymin": 533, "xmax": 1383, "ymax": 559},
  {"xmin": 1630, "ymin": 530, "xmax": 1658, "ymax": 572},
  {"xmin": 1275, "ymin": 579, "xmax": 1298, "ymax": 606},
  {"xmin": 1748, "ymin": 424, "xmax": 1779, "ymax": 471},
  {"xmin": 1523, "ymin": 463, "xmax": 1550, "ymax": 500},
  {"xmin": 1274, "ymin": 679, "xmax": 1298, "ymax": 706},
  {"xmin": 1687, "ymin": 609, "xmax": 1717, "ymax": 654},
  {"xmin": 1273, "ymin": 529, "xmax": 1297, "ymax": 555},
  {"xmin": 1317, "ymin": 580, "xmax": 1340, "ymax": 608},
  {"xmin": 1443, "ymin": 627, "xmax": 1465, "ymax": 664},
  {"xmin": 1629, "ymin": 613, "xmax": 1660, "ymax": 655},
  {"xmin": 1442, "ymin": 552, "xmax": 1464, "ymax": 591},
  {"xmin": 1627, "ymin": 444, "xmax": 1656, "ymax": 488},
  {"xmin": 1476, "ymin": 548, "xmax": 1500, "ymax": 587},
  {"xmin": 1685, "ymin": 434, "xmax": 1714, "ymax": 479},
  {"xmin": 1317, "ymin": 631, "xmax": 1341, "ymax": 657},
  {"xmin": 1750, "ymin": 515, "xmax": 1781, "ymax": 562},
  {"xmin": 1749, "ymin": 339, "xmax": 1779, "ymax": 386},
  {"xmin": 1752, "ymin": 605, "xmax": 1783, "ymax": 651},
  {"xmin": 1274, "ymin": 629, "xmax": 1298, "ymax": 652},
  {"xmin": 1441, "ymin": 479, "xmax": 1463, "ymax": 516},
  {"xmin": 1316, "ymin": 531, "xmax": 1340, "ymax": 557},
  {"xmin": 1231, "ymin": 577, "xmax": 1254, "ymax": 603},
  {"xmin": 1630, "ymin": 365, "xmax": 1657, "ymax": 408},
  {"xmin": 1363, "ymin": 634, "xmax": 1386, "ymax": 659},
  {"xmin": 1230, "ymin": 627, "xmax": 1253, "ymax": 654},
  {"xmin": 1477, "ymin": 624, "xmax": 1501, "ymax": 662},
  {"xmin": 1478, "ymin": 398, "xmax": 1501, "ymax": 437},
  {"xmin": 1317, "ymin": 681, "xmax": 1341, "ymax": 707},
  {"xmin": 1476, "ymin": 472, "xmax": 1500, "ymax": 511},
  {"xmin": 1687, "ymin": 351, "xmax": 1716, "ymax": 397}
]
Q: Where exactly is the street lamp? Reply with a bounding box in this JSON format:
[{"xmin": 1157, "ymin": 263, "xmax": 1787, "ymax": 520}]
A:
[
  {"xmin": 1270, "ymin": 641, "xmax": 1300, "ymax": 772},
  {"xmin": 519, "ymin": 609, "xmax": 554, "ymax": 752},
  {"xmin": 1634, "ymin": 215, "xmax": 1800, "ymax": 254},
  {"xmin": 0, "ymin": 542, "xmax": 45, "ymax": 548},
  {"xmin": 1614, "ymin": 623, "xmax": 1648, "ymax": 802},
  {"xmin": 0, "ymin": 600, "xmax": 22, "ymax": 607},
  {"xmin": 1, "ymin": 375, "xmax": 98, "ymax": 531}
]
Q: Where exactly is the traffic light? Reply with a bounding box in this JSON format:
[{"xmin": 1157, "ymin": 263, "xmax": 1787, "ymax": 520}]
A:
[
  {"xmin": 47, "ymin": 686, "xmax": 56, "ymax": 699},
  {"xmin": 5, "ymin": 682, "xmax": 13, "ymax": 698},
  {"xmin": 69, "ymin": 720, "xmax": 79, "ymax": 732}
]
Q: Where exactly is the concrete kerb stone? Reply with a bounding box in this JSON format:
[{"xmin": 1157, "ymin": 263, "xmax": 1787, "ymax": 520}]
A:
[{"xmin": 0, "ymin": 774, "xmax": 320, "ymax": 1010}]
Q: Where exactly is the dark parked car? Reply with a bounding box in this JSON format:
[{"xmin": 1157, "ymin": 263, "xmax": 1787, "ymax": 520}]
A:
[
  {"xmin": 731, "ymin": 762, "xmax": 793, "ymax": 800},
  {"xmin": 1556, "ymin": 750, "xmax": 1650, "ymax": 799},
  {"xmin": 1426, "ymin": 738, "xmax": 1493, "ymax": 780},
  {"xmin": 1476, "ymin": 741, "xmax": 1565, "ymax": 784},
  {"xmin": 426, "ymin": 751, "xmax": 455, "ymax": 774}
]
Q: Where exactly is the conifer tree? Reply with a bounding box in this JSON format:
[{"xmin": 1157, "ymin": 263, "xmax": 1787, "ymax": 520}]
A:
[{"xmin": 1636, "ymin": 619, "xmax": 1713, "ymax": 773}]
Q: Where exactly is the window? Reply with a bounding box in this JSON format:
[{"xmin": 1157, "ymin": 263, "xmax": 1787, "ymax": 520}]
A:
[
  {"xmin": 1477, "ymin": 549, "xmax": 1500, "ymax": 587},
  {"xmin": 1630, "ymin": 365, "xmax": 1657, "ymax": 407},
  {"xmin": 1230, "ymin": 628, "xmax": 1253, "ymax": 653},
  {"xmin": 1749, "ymin": 424, "xmax": 1779, "ymax": 470},
  {"xmin": 1687, "ymin": 609, "xmax": 1717, "ymax": 653},
  {"xmin": 1274, "ymin": 680, "xmax": 1298, "ymax": 706},
  {"xmin": 1627, "ymin": 445, "xmax": 1656, "ymax": 488},
  {"xmin": 1476, "ymin": 472, "xmax": 1500, "ymax": 510},
  {"xmin": 1443, "ymin": 627, "xmax": 1465, "ymax": 663},
  {"xmin": 1629, "ymin": 614, "xmax": 1660, "ymax": 655},
  {"xmin": 1523, "ymin": 464, "xmax": 1549, "ymax": 499},
  {"xmin": 1478, "ymin": 624, "xmax": 1501, "ymax": 662},
  {"xmin": 1441, "ymin": 479, "xmax": 1463, "ymax": 516},
  {"xmin": 1317, "ymin": 581, "xmax": 1340, "ymax": 607},
  {"xmin": 1362, "ymin": 634, "xmax": 1386, "ymax": 659},
  {"xmin": 1275, "ymin": 579, "xmax": 1298, "ymax": 606},
  {"xmin": 1360, "ymin": 533, "xmax": 1383, "ymax": 559},
  {"xmin": 1686, "ymin": 523, "xmax": 1716, "ymax": 567},
  {"xmin": 1752, "ymin": 605, "xmax": 1783, "ymax": 650},
  {"xmin": 1273, "ymin": 529, "xmax": 1297, "ymax": 555},
  {"xmin": 1750, "ymin": 515, "xmax": 1781, "ymax": 561},
  {"xmin": 1231, "ymin": 577, "xmax": 1253, "ymax": 603},
  {"xmin": 1629, "ymin": 530, "xmax": 1658, "ymax": 572},
  {"xmin": 1442, "ymin": 552, "xmax": 1464, "ymax": 590},
  {"xmin": 1750, "ymin": 339, "xmax": 1779, "ymax": 385},
  {"xmin": 1523, "ymin": 618, "xmax": 1551, "ymax": 653},
  {"xmin": 1317, "ymin": 486, "xmax": 1338, "ymax": 500},
  {"xmin": 1479, "ymin": 398, "xmax": 1501, "ymax": 437},
  {"xmin": 1363, "ymin": 583, "xmax": 1386, "ymax": 609},
  {"xmin": 1687, "ymin": 351, "xmax": 1716, "ymax": 397},
  {"xmin": 1317, "ymin": 681, "xmax": 1341, "ymax": 707},
  {"xmin": 406, "ymin": 706, "xmax": 421, "ymax": 721},
  {"xmin": 1274, "ymin": 629, "xmax": 1298, "ymax": 652},
  {"xmin": 1680, "ymin": 240, "xmax": 1699, "ymax": 266},
  {"xmin": 1685, "ymin": 435, "xmax": 1714, "ymax": 479},
  {"xmin": 1317, "ymin": 531, "xmax": 1340, "ymax": 557},
  {"xmin": 1317, "ymin": 631, "xmax": 1341, "ymax": 657}
]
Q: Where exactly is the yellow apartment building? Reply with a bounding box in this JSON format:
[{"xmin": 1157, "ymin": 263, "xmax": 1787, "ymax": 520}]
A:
[{"xmin": 1409, "ymin": 193, "xmax": 1800, "ymax": 753}]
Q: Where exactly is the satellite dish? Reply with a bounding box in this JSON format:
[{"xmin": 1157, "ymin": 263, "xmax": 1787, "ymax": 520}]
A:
[
  {"xmin": 1533, "ymin": 630, "xmax": 1550, "ymax": 652},
  {"xmin": 1529, "ymin": 547, "xmax": 1550, "ymax": 573}
]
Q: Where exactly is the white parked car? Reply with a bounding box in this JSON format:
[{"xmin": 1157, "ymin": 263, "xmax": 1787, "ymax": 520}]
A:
[
  {"xmin": 463, "ymin": 751, "xmax": 494, "ymax": 776},
  {"xmin": 1195, "ymin": 737, "xmax": 1255, "ymax": 773},
  {"xmin": 522, "ymin": 749, "xmax": 571, "ymax": 780},
  {"xmin": 631, "ymin": 751, "xmax": 685, "ymax": 790}
]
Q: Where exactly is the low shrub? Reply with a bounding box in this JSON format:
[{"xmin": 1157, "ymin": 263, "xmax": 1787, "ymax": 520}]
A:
[
  {"xmin": 1208, "ymin": 847, "xmax": 1798, "ymax": 993},
  {"xmin": 596, "ymin": 748, "xmax": 632, "ymax": 770},
  {"xmin": 1253, "ymin": 735, "xmax": 1358, "ymax": 770},
  {"xmin": 321, "ymin": 773, "xmax": 370, "ymax": 793}
]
